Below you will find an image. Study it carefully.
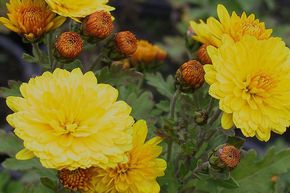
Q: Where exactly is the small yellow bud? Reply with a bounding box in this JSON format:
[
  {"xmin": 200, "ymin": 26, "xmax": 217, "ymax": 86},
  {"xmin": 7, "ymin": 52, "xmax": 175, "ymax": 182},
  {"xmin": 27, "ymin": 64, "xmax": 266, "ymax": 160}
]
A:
[
  {"xmin": 83, "ymin": 11, "xmax": 114, "ymax": 39},
  {"xmin": 55, "ymin": 32, "xmax": 83, "ymax": 59}
]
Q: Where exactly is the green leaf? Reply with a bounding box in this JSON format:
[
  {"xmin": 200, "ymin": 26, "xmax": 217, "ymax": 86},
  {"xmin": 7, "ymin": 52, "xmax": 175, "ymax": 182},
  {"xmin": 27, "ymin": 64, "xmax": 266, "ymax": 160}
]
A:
[
  {"xmin": 97, "ymin": 66, "xmax": 143, "ymax": 87},
  {"xmin": 159, "ymin": 162, "xmax": 179, "ymax": 193},
  {"xmin": 40, "ymin": 177, "xmax": 56, "ymax": 191},
  {"xmin": 22, "ymin": 53, "xmax": 37, "ymax": 63},
  {"xmin": 0, "ymin": 131, "xmax": 23, "ymax": 156},
  {"xmin": 0, "ymin": 80, "xmax": 22, "ymax": 98},
  {"xmin": 145, "ymin": 73, "xmax": 175, "ymax": 99},
  {"xmin": 2, "ymin": 158, "xmax": 42, "ymax": 171},
  {"xmin": 226, "ymin": 136, "xmax": 245, "ymax": 149},
  {"xmin": 32, "ymin": 183, "xmax": 54, "ymax": 193},
  {"xmin": 0, "ymin": 172, "xmax": 10, "ymax": 191},
  {"xmin": 63, "ymin": 59, "xmax": 82, "ymax": 71},
  {"xmin": 5, "ymin": 181, "xmax": 24, "ymax": 193}
]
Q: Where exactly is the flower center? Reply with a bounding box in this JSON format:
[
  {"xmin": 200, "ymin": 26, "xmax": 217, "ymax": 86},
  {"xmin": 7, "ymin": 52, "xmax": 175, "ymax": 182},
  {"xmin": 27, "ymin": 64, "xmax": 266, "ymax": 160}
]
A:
[
  {"xmin": 247, "ymin": 74, "xmax": 274, "ymax": 95},
  {"xmin": 21, "ymin": 7, "xmax": 45, "ymax": 30},
  {"xmin": 116, "ymin": 163, "xmax": 130, "ymax": 175},
  {"xmin": 59, "ymin": 168, "xmax": 94, "ymax": 191}
]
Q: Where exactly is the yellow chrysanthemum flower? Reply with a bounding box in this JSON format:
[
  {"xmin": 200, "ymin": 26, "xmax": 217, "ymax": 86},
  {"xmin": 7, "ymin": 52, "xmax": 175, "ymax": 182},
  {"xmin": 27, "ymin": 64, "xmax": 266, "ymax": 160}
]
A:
[
  {"xmin": 190, "ymin": 4, "xmax": 272, "ymax": 47},
  {"xmin": 44, "ymin": 0, "xmax": 115, "ymax": 21},
  {"xmin": 6, "ymin": 68, "xmax": 134, "ymax": 170},
  {"xmin": 0, "ymin": 0, "xmax": 66, "ymax": 41},
  {"xmin": 85, "ymin": 120, "xmax": 167, "ymax": 193},
  {"xmin": 204, "ymin": 35, "xmax": 290, "ymax": 141}
]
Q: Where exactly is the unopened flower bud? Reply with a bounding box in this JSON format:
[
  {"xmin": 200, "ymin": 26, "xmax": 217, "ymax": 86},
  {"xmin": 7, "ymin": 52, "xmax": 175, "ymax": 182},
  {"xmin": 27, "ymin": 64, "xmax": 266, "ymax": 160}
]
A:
[
  {"xmin": 209, "ymin": 144, "xmax": 241, "ymax": 170},
  {"xmin": 176, "ymin": 60, "xmax": 205, "ymax": 92},
  {"xmin": 115, "ymin": 31, "xmax": 137, "ymax": 56},
  {"xmin": 59, "ymin": 168, "xmax": 94, "ymax": 191},
  {"xmin": 271, "ymin": 176, "xmax": 278, "ymax": 183},
  {"xmin": 83, "ymin": 11, "xmax": 114, "ymax": 39},
  {"xmin": 55, "ymin": 32, "xmax": 83, "ymax": 59},
  {"xmin": 194, "ymin": 111, "xmax": 208, "ymax": 125},
  {"xmin": 197, "ymin": 44, "xmax": 212, "ymax": 65}
]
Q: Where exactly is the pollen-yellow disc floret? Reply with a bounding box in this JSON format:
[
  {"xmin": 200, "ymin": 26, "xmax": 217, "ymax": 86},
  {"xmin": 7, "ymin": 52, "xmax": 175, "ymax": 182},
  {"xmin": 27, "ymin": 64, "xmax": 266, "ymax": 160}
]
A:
[
  {"xmin": 6, "ymin": 68, "xmax": 134, "ymax": 170},
  {"xmin": 0, "ymin": 0, "xmax": 66, "ymax": 41},
  {"xmin": 190, "ymin": 4, "xmax": 272, "ymax": 47},
  {"xmin": 44, "ymin": 0, "xmax": 115, "ymax": 21},
  {"xmin": 204, "ymin": 35, "xmax": 290, "ymax": 141}
]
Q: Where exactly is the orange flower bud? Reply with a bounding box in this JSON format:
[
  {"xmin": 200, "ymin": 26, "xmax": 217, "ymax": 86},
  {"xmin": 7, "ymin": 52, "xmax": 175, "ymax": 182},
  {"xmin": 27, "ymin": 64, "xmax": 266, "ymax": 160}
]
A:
[
  {"xmin": 83, "ymin": 11, "xmax": 114, "ymax": 39},
  {"xmin": 59, "ymin": 168, "xmax": 94, "ymax": 191},
  {"xmin": 176, "ymin": 60, "xmax": 205, "ymax": 91},
  {"xmin": 197, "ymin": 44, "xmax": 212, "ymax": 65},
  {"xmin": 219, "ymin": 145, "xmax": 241, "ymax": 168},
  {"xmin": 115, "ymin": 31, "xmax": 137, "ymax": 56},
  {"xmin": 55, "ymin": 32, "xmax": 83, "ymax": 59}
]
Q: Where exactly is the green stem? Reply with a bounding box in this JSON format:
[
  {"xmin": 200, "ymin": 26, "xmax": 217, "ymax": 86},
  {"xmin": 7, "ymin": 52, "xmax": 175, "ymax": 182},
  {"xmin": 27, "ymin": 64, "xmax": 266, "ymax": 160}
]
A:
[
  {"xmin": 167, "ymin": 141, "xmax": 173, "ymax": 162},
  {"xmin": 206, "ymin": 97, "xmax": 214, "ymax": 114},
  {"xmin": 169, "ymin": 89, "xmax": 181, "ymax": 119},
  {"xmin": 166, "ymin": 90, "xmax": 180, "ymax": 162},
  {"xmin": 89, "ymin": 53, "xmax": 104, "ymax": 71},
  {"xmin": 208, "ymin": 109, "xmax": 221, "ymax": 125},
  {"xmin": 46, "ymin": 33, "xmax": 55, "ymax": 71}
]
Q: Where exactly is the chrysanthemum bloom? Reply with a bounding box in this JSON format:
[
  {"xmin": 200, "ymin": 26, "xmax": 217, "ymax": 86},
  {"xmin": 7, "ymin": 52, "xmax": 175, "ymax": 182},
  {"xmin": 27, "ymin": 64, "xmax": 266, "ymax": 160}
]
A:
[
  {"xmin": 6, "ymin": 68, "xmax": 134, "ymax": 170},
  {"xmin": 44, "ymin": 0, "xmax": 114, "ymax": 21},
  {"xmin": 85, "ymin": 120, "xmax": 167, "ymax": 193},
  {"xmin": 83, "ymin": 11, "xmax": 114, "ymax": 39},
  {"xmin": 197, "ymin": 44, "xmax": 212, "ymax": 65},
  {"xmin": 115, "ymin": 31, "xmax": 138, "ymax": 56},
  {"xmin": 0, "ymin": 0, "xmax": 66, "ymax": 41},
  {"xmin": 131, "ymin": 40, "xmax": 167, "ymax": 63},
  {"xmin": 204, "ymin": 36, "xmax": 290, "ymax": 141},
  {"xmin": 55, "ymin": 32, "xmax": 84, "ymax": 59},
  {"xmin": 190, "ymin": 4, "xmax": 272, "ymax": 47},
  {"xmin": 176, "ymin": 60, "xmax": 205, "ymax": 91}
]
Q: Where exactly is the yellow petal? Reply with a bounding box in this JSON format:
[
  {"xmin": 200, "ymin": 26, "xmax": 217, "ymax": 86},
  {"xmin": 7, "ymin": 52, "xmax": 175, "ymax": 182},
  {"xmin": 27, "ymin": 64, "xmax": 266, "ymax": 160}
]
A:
[
  {"xmin": 217, "ymin": 4, "xmax": 230, "ymax": 29},
  {"xmin": 221, "ymin": 112, "xmax": 234, "ymax": 129},
  {"xmin": 132, "ymin": 120, "xmax": 148, "ymax": 147},
  {"xmin": 16, "ymin": 148, "xmax": 35, "ymax": 160}
]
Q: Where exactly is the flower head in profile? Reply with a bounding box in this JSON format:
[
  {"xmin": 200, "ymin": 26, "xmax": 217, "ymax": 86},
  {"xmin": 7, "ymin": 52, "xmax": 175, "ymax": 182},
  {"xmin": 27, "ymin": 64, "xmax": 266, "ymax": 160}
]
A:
[
  {"xmin": 204, "ymin": 36, "xmax": 290, "ymax": 141},
  {"xmin": 131, "ymin": 40, "xmax": 167, "ymax": 64},
  {"xmin": 86, "ymin": 120, "xmax": 167, "ymax": 193},
  {"xmin": 190, "ymin": 4, "xmax": 272, "ymax": 47},
  {"xmin": 0, "ymin": 0, "xmax": 66, "ymax": 41},
  {"xmin": 6, "ymin": 68, "xmax": 134, "ymax": 170},
  {"xmin": 44, "ymin": 0, "xmax": 114, "ymax": 21}
]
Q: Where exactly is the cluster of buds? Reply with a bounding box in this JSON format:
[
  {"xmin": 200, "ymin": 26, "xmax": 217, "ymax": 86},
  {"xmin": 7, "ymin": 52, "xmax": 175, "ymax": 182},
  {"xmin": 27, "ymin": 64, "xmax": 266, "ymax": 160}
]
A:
[
  {"xmin": 209, "ymin": 144, "xmax": 241, "ymax": 170},
  {"xmin": 55, "ymin": 11, "xmax": 138, "ymax": 62},
  {"xmin": 176, "ymin": 60, "xmax": 205, "ymax": 92}
]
